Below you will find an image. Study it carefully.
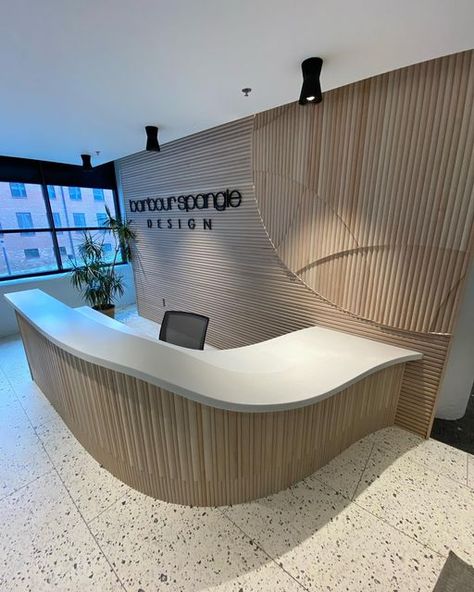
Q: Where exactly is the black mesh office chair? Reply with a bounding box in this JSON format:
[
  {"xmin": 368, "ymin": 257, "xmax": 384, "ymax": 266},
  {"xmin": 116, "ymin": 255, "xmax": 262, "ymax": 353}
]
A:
[{"xmin": 159, "ymin": 311, "xmax": 209, "ymax": 350}]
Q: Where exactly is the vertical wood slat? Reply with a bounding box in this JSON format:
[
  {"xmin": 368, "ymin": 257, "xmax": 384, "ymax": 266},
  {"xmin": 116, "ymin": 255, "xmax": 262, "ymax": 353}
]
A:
[{"xmin": 18, "ymin": 314, "xmax": 405, "ymax": 507}]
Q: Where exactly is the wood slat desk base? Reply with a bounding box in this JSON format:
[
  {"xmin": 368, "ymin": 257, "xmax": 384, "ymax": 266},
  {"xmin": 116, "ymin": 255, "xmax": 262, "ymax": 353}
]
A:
[{"xmin": 18, "ymin": 314, "xmax": 405, "ymax": 507}]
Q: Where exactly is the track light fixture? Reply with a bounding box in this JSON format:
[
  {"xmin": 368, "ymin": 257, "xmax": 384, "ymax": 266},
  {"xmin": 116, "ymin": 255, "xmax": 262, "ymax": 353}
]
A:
[
  {"xmin": 81, "ymin": 154, "xmax": 93, "ymax": 171},
  {"xmin": 145, "ymin": 125, "xmax": 160, "ymax": 152},
  {"xmin": 298, "ymin": 57, "xmax": 323, "ymax": 105}
]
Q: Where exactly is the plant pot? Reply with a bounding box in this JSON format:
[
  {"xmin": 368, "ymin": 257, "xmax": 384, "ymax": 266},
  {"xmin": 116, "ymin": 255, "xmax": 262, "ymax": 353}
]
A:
[{"xmin": 93, "ymin": 304, "xmax": 115, "ymax": 319}]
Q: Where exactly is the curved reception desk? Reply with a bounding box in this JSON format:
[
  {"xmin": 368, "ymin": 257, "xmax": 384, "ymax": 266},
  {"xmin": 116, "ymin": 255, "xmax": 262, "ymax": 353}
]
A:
[{"xmin": 6, "ymin": 289, "xmax": 422, "ymax": 506}]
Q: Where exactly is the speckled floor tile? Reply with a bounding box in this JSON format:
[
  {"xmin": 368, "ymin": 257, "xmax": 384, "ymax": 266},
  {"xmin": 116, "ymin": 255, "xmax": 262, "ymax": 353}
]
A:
[
  {"xmin": 468, "ymin": 455, "xmax": 474, "ymax": 489},
  {"xmin": 0, "ymin": 471, "xmax": 122, "ymax": 591},
  {"xmin": 226, "ymin": 478, "xmax": 444, "ymax": 591},
  {"xmin": 91, "ymin": 491, "xmax": 305, "ymax": 591},
  {"xmin": 0, "ymin": 340, "xmax": 31, "ymax": 383},
  {"xmin": 0, "ymin": 370, "xmax": 17, "ymax": 406},
  {"xmin": 36, "ymin": 416, "xmax": 129, "ymax": 524},
  {"xmin": 310, "ymin": 436, "xmax": 374, "ymax": 499},
  {"xmin": 0, "ymin": 399, "xmax": 52, "ymax": 500},
  {"xmin": 374, "ymin": 426, "xmax": 468, "ymax": 485},
  {"xmin": 10, "ymin": 380, "xmax": 60, "ymax": 428},
  {"xmin": 354, "ymin": 444, "xmax": 474, "ymax": 562}
]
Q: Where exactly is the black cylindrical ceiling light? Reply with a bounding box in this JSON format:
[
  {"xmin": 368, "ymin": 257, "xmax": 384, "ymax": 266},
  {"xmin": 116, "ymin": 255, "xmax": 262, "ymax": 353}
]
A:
[
  {"xmin": 81, "ymin": 154, "xmax": 93, "ymax": 171},
  {"xmin": 298, "ymin": 57, "xmax": 323, "ymax": 105},
  {"xmin": 145, "ymin": 125, "xmax": 160, "ymax": 152}
]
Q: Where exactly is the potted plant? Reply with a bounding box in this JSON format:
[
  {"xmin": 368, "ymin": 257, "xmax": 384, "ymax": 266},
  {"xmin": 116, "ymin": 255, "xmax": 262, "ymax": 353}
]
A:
[{"xmin": 70, "ymin": 206, "xmax": 136, "ymax": 318}]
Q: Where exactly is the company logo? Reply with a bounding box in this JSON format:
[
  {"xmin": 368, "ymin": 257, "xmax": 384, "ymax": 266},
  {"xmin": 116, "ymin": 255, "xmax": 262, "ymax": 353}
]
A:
[{"xmin": 129, "ymin": 189, "xmax": 242, "ymax": 231}]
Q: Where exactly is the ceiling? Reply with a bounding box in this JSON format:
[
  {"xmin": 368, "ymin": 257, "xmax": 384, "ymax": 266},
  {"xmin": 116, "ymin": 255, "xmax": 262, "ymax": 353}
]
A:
[{"xmin": 0, "ymin": 0, "xmax": 473, "ymax": 166}]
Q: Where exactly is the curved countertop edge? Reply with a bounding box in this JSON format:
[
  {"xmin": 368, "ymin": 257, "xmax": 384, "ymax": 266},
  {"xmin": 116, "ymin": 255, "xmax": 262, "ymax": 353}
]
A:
[{"xmin": 5, "ymin": 289, "xmax": 423, "ymax": 413}]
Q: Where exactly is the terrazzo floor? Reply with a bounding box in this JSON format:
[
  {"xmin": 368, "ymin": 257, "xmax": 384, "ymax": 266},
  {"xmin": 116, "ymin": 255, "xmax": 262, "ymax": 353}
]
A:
[{"xmin": 0, "ymin": 306, "xmax": 473, "ymax": 591}]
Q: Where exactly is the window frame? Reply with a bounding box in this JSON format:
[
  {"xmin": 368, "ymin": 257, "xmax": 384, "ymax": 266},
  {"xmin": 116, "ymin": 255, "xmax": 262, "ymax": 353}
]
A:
[
  {"xmin": 0, "ymin": 184, "xmax": 123, "ymax": 282},
  {"xmin": 10, "ymin": 182, "xmax": 27, "ymax": 198},
  {"xmin": 23, "ymin": 248, "xmax": 40, "ymax": 259},
  {"xmin": 68, "ymin": 186, "xmax": 82, "ymax": 201}
]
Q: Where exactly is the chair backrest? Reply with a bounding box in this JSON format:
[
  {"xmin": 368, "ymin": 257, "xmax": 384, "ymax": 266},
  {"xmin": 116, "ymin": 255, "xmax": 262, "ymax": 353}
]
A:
[{"xmin": 159, "ymin": 311, "xmax": 209, "ymax": 350}]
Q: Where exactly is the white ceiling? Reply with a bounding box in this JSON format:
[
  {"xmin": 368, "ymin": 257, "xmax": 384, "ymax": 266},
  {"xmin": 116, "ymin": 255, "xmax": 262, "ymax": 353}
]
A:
[{"xmin": 0, "ymin": 0, "xmax": 473, "ymax": 166}]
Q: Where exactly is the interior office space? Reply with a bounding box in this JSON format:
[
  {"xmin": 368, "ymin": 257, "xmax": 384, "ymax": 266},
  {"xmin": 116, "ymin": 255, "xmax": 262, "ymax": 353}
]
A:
[{"xmin": 0, "ymin": 1, "xmax": 473, "ymax": 591}]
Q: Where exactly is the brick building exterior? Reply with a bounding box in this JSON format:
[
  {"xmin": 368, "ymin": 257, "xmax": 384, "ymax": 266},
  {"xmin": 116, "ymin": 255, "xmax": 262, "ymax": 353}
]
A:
[{"xmin": 0, "ymin": 182, "xmax": 117, "ymax": 278}]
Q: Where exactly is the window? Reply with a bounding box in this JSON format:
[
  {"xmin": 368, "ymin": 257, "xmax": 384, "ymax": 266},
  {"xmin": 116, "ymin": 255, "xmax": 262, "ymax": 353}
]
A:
[
  {"xmin": 52, "ymin": 212, "xmax": 63, "ymax": 235},
  {"xmin": 93, "ymin": 188, "xmax": 104, "ymax": 201},
  {"xmin": 16, "ymin": 212, "xmax": 35, "ymax": 236},
  {"xmin": 73, "ymin": 213, "xmax": 86, "ymax": 227},
  {"xmin": 96, "ymin": 213, "xmax": 107, "ymax": 227},
  {"xmin": 10, "ymin": 183, "xmax": 27, "ymax": 198},
  {"xmin": 68, "ymin": 187, "xmax": 82, "ymax": 201},
  {"xmin": 0, "ymin": 181, "xmax": 121, "ymax": 280},
  {"xmin": 24, "ymin": 248, "xmax": 40, "ymax": 259}
]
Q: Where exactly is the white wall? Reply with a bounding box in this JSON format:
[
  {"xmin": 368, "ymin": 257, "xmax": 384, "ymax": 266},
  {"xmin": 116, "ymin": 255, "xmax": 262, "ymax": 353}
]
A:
[
  {"xmin": 0, "ymin": 263, "xmax": 136, "ymax": 338},
  {"xmin": 436, "ymin": 257, "xmax": 474, "ymax": 420}
]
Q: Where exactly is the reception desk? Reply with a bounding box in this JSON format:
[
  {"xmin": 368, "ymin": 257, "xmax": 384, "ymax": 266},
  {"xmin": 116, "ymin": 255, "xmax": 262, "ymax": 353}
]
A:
[{"xmin": 6, "ymin": 289, "xmax": 422, "ymax": 506}]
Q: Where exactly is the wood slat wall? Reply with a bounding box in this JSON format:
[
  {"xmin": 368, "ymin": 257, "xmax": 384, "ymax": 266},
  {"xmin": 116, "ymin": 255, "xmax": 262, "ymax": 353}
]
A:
[
  {"xmin": 18, "ymin": 314, "xmax": 405, "ymax": 506},
  {"xmin": 254, "ymin": 50, "xmax": 474, "ymax": 334},
  {"xmin": 116, "ymin": 50, "xmax": 474, "ymax": 438}
]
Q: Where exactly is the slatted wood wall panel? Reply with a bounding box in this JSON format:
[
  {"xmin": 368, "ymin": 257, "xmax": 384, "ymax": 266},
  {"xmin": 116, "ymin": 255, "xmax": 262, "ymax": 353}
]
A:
[
  {"xmin": 18, "ymin": 314, "xmax": 405, "ymax": 506},
  {"xmin": 254, "ymin": 50, "xmax": 474, "ymax": 334},
  {"xmin": 116, "ymin": 50, "xmax": 474, "ymax": 438}
]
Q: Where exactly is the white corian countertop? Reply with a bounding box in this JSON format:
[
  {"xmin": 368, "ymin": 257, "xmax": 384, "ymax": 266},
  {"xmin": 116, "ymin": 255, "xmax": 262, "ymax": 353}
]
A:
[{"xmin": 5, "ymin": 289, "xmax": 422, "ymax": 412}]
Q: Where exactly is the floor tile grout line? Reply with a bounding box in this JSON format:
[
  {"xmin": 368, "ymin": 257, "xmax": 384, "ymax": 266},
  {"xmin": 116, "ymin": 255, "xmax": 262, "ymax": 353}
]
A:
[
  {"xmin": 351, "ymin": 439, "xmax": 376, "ymax": 501},
  {"xmin": 85, "ymin": 488, "xmax": 132, "ymax": 527},
  {"xmin": 33, "ymin": 418, "xmax": 133, "ymax": 527},
  {"xmin": 34, "ymin": 433, "xmax": 130, "ymax": 592},
  {"xmin": 217, "ymin": 506, "xmax": 312, "ymax": 592},
  {"xmin": 370, "ymin": 436, "xmax": 472, "ymax": 490},
  {"xmin": 0, "ymin": 467, "xmax": 55, "ymax": 504},
  {"xmin": 309, "ymin": 463, "xmax": 450, "ymax": 561},
  {"xmin": 351, "ymin": 500, "xmax": 447, "ymax": 560},
  {"xmin": 307, "ymin": 470, "xmax": 448, "ymax": 560}
]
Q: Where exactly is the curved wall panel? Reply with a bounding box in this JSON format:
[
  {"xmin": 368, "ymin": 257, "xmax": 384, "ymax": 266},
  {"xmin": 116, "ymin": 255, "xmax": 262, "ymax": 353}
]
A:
[
  {"xmin": 117, "ymin": 50, "xmax": 473, "ymax": 437},
  {"xmin": 253, "ymin": 50, "xmax": 474, "ymax": 334}
]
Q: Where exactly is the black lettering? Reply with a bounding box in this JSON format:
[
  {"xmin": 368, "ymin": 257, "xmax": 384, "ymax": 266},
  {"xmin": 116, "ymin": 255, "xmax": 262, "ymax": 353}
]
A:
[
  {"xmin": 157, "ymin": 219, "xmax": 162, "ymax": 228},
  {"xmin": 167, "ymin": 196, "xmax": 177, "ymax": 210},
  {"xmin": 188, "ymin": 218, "xmax": 196, "ymax": 229},
  {"xmin": 136, "ymin": 200, "xmax": 145, "ymax": 212},
  {"xmin": 129, "ymin": 200, "xmax": 137, "ymax": 212},
  {"xmin": 195, "ymin": 193, "xmax": 208, "ymax": 209},
  {"xmin": 213, "ymin": 191, "xmax": 227, "ymax": 212},
  {"xmin": 227, "ymin": 189, "xmax": 242, "ymax": 208},
  {"xmin": 177, "ymin": 195, "xmax": 187, "ymax": 211},
  {"xmin": 167, "ymin": 219, "xmax": 172, "ymax": 229},
  {"xmin": 161, "ymin": 198, "xmax": 173, "ymax": 211},
  {"xmin": 186, "ymin": 195, "xmax": 196, "ymax": 211},
  {"xmin": 178, "ymin": 219, "xmax": 182, "ymax": 229},
  {"xmin": 147, "ymin": 219, "xmax": 152, "ymax": 228},
  {"xmin": 146, "ymin": 198, "xmax": 156, "ymax": 212},
  {"xmin": 203, "ymin": 219, "xmax": 212, "ymax": 230}
]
